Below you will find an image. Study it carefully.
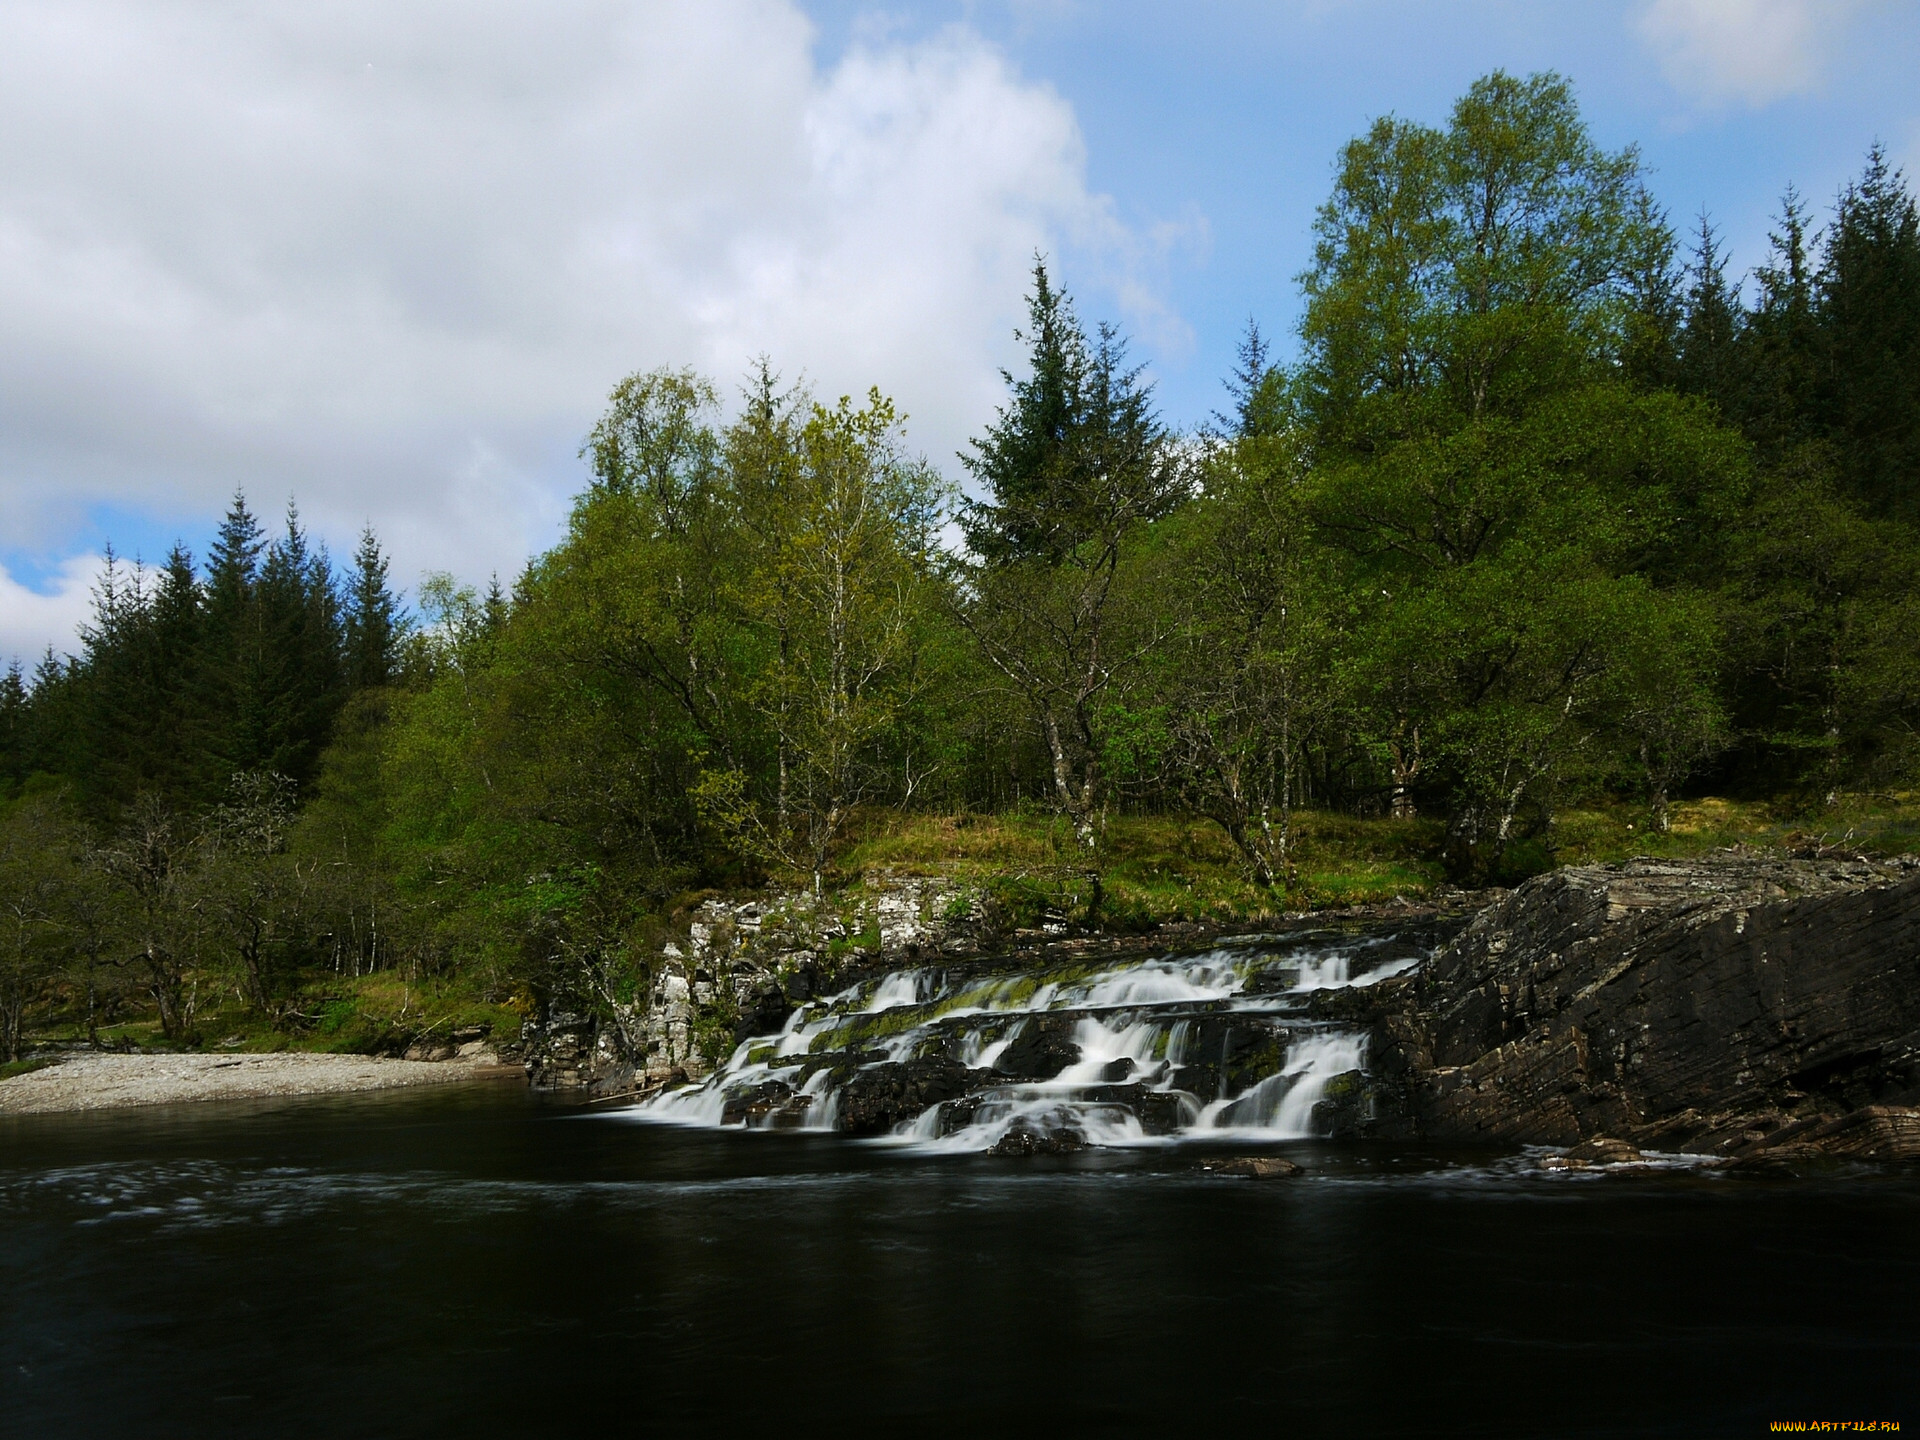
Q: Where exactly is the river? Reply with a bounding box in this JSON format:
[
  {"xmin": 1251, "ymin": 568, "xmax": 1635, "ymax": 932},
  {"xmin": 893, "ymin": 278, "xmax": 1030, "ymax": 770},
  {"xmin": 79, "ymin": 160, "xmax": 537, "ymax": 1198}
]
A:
[{"xmin": 4, "ymin": 933, "xmax": 1917, "ymax": 1435}]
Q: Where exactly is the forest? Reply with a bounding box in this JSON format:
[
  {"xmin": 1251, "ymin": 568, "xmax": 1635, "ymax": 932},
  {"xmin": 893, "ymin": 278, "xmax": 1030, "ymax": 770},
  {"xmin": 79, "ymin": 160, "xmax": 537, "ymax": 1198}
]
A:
[{"xmin": 3, "ymin": 71, "xmax": 1918, "ymax": 1060}]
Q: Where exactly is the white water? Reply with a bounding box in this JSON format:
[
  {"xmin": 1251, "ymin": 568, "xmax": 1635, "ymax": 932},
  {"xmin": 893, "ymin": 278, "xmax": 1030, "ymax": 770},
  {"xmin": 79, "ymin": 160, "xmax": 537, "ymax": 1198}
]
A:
[{"xmin": 623, "ymin": 932, "xmax": 1419, "ymax": 1151}]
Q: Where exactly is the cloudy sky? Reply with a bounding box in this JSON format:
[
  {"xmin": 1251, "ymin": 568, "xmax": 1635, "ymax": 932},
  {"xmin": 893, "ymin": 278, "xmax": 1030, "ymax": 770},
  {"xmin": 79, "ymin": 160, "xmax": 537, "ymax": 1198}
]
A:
[{"xmin": 4, "ymin": 0, "xmax": 1918, "ymax": 663}]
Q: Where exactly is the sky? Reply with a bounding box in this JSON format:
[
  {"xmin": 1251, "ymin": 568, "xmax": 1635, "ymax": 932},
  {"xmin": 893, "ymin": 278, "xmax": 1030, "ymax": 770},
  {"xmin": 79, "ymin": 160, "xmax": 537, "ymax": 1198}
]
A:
[{"xmin": 4, "ymin": 0, "xmax": 1918, "ymax": 664}]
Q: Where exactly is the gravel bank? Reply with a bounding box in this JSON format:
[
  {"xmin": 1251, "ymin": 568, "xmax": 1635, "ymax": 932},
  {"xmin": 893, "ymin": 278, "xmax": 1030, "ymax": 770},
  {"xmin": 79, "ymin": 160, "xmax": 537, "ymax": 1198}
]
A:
[{"xmin": 0, "ymin": 1051, "xmax": 523, "ymax": 1115}]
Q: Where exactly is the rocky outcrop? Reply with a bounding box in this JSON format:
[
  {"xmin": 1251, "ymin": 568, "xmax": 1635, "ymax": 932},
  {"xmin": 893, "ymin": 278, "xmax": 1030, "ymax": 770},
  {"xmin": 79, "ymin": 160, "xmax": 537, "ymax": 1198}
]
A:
[
  {"xmin": 523, "ymin": 873, "xmax": 991, "ymax": 1093},
  {"xmin": 1358, "ymin": 854, "xmax": 1920, "ymax": 1160}
]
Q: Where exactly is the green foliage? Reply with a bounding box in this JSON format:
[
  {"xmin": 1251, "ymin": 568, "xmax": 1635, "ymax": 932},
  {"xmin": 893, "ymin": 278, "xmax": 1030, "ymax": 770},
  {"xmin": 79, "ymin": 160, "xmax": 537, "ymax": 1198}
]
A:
[{"xmin": 3, "ymin": 71, "xmax": 1919, "ymax": 1052}]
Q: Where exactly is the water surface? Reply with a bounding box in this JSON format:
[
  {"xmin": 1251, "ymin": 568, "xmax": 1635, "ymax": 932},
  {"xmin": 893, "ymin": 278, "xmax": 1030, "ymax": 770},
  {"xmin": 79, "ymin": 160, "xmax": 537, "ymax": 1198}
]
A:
[{"xmin": 3, "ymin": 1085, "xmax": 1916, "ymax": 1436}]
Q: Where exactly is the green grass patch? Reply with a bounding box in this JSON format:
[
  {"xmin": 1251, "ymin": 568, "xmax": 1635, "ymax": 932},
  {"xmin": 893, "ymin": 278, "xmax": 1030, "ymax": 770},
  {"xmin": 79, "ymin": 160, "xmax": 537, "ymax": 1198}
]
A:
[
  {"xmin": 829, "ymin": 793, "xmax": 1920, "ymax": 928},
  {"xmin": 0, "ymin": 1057, "xmax": 58, "ymax": 1081}
]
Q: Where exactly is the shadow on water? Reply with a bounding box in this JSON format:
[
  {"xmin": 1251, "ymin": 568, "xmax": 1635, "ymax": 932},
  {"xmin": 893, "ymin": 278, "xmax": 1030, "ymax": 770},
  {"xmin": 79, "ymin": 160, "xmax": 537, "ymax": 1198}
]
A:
[{"xmin": 3, "ymin": 1084, "xmax": 1917, "ymax": 1437}]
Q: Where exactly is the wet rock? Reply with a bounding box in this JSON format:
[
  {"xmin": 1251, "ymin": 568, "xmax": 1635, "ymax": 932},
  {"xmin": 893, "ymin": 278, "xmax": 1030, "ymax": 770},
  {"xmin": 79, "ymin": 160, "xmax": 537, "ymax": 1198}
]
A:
[
  {"xmin": 1101, "ymin": 1057, "xmax": 1136, "ymax": 1082},
  {"xmin": 988, "ymin": 1118, "xmax": 1086, "ymax": 1156},
  {"xmin": 1375, "ymin": 855, "xmax": 1920, "ymax": 1160},
  {"xmin": 992, "ymin": 1019, "xmax": 1082, "ymax": 1080},
  {"xmin": 721, "ymin": 1079, "xmax": 795, "ymax": 1126},
  {"xmin": 1729, "ymin": 1105, "xmax": 1920, "ymax": 1164},
  {"xmin": 1724, "ymin": 1144, "xmax": 1839, "ymax": 1177},
  {"xmin": 833, "ymin": 1056, "xmax": 982, "ymax": 1136},
  {"xmin": 1564, "ymin": 1137, "xmax": 1644, "ymax": 1166},
  {"xmin": 1076, "ymin": 1082, "xmax": 1195, "ymax": 1136},
  {"xmin": 587, "ymin": 1062, "xmax": 639, "ymax": 1099},
  {"xmin": 1206, "ymin": 1156, "xmax": 1301, "ymax": 1179},
  {"xmin": 1312, "ymin": 1069, "xmax": 1373, "ymax": 1140},
  {"xmin": 734, "ymin": 976, "xmax": 794, "ymax": 1047}
]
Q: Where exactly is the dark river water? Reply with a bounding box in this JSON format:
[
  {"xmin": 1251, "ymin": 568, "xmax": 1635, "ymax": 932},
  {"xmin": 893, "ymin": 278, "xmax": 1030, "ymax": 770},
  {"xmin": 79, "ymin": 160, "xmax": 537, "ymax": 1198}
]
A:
[{"xmin": 3, "ymin": 1082, "xmax": 1916, "ymax": 1437}]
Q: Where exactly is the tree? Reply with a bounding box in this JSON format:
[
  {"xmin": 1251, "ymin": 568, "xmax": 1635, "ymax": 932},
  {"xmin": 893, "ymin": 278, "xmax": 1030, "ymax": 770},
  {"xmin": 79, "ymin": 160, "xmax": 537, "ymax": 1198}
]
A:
[
  {"xmin": 95, "ymin": 795, "xmax": 204, "ymax": 1042},
  {"xmin": 344, "ymin": 527, "xmax": 408, "ymax": 690},
  {"xmin": 1168, "ymin": 429, "xmax": 1339, "ymax": 888},
  {"xmin": 0, "ymin": 794, "xmax": 73, "ymax": 1060},
  {"xmin": 1300, "ymin": 71, "xmax": 1657, "ymax": 450},
  {"xmin": 747, "ymin": 392, "xmax": 945, "ymax": 893},
  {"xmin": 1818, "ymin": 146, "xmax": 1920, "ymax": 520},
  {"xmin": 0, "ymin": 661, "xmax": 25, "ymax": 796},
  {"xmin": 1297, "ymin": 74, "xmax": 1747, "ymax": 873},
  {"xmin": 1740, "ymin": 188, "xmax": 1822, "ymax": 460},
  {"xmin": 960, "ymin": 262, "xmax": 1185, "ymax": 847},
  {"xmin": 203, "ymin": 770, "xmax": 305, "ymax": 1015},
  {"xmin": 1676, "ymin": 213, "xmax": 1744, "ymax": 421}
]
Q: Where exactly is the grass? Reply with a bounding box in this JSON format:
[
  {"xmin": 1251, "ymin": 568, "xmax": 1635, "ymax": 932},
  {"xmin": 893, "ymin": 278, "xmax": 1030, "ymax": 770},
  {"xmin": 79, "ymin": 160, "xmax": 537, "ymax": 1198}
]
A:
[
  {"xmin": 829, "ymin": 791, "xmax": 1920, "ymax": 929},
  {"xmin": 25, "ymin": 970, "xmax": 524, "ymax": 1059},
  {"xmin": 0, "ymin": 1057, "xmax": 59, "ymax": 1081}
]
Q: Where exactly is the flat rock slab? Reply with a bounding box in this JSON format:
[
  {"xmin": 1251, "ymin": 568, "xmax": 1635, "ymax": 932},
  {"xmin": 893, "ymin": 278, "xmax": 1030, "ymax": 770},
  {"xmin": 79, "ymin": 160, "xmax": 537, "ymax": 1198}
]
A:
[
  {"xmin": 0, "ymin": 1052, "xmax": 519, "ymax": 1115},
  {"xmin": 1204, "ymin": 1156, "xmax": 1302, "ymax": 1179}
]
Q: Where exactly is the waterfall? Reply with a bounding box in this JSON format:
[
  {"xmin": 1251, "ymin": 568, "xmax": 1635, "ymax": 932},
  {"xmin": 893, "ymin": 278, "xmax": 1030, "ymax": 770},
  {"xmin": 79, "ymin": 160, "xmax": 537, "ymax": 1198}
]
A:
[{"xmin": 620, "ymin": 930, "xmax": 1421, "ymax": 1151}]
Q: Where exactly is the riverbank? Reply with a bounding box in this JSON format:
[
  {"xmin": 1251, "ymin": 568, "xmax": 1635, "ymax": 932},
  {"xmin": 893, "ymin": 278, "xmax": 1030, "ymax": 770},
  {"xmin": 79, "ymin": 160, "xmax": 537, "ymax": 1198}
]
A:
[{"xmin": 0, "ymin": 1050, "xmax": 522, "ymax": 1115}]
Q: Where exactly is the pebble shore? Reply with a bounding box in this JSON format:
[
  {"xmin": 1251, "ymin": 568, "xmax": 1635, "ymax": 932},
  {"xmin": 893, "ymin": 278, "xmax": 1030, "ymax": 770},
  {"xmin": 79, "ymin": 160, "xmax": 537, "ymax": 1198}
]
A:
[{"xmin": 0, "ymin": 1051, "xmax": 520, "ymax": 1115}]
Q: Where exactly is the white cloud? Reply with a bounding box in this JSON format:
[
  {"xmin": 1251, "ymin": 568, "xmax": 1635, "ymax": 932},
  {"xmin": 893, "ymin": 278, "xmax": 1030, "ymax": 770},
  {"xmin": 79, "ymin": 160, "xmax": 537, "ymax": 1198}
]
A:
[
  {"xmin": 1635, "ymin": 0, "xmax": 1857, "ymax": 107},
  {"xmin": 0, "ymin": 1, "xmax": 1175, "ymax": 661},
  {"xmin": 0, "ymin": 557, "xmax": 97, "ymax": 669}
]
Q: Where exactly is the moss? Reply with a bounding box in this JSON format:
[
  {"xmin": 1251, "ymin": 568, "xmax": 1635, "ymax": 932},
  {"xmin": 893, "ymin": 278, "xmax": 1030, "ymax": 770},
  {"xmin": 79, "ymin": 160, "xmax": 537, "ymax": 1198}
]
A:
[{"xmin": 0, "ymin": 1057, "xmax": 57, "ymax": 1082}]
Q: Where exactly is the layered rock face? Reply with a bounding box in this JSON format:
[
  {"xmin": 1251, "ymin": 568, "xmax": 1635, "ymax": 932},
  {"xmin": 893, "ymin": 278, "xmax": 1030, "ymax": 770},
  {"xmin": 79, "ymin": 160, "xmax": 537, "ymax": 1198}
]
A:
[
  {"xmin": 523, "ymin": 874, "xmax": 991, "ymax": 1092},
  {"xmin": 1362, "ymin": 855, "xmax": 1920, "ymax": 1159}
]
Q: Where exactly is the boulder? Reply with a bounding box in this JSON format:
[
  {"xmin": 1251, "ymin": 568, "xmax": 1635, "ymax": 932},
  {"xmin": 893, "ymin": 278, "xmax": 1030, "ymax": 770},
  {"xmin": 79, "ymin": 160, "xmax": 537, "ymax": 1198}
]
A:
[
  {"xmin": 988, "ymin": 1117, "xmax": 1086, "ymax": 1156},
  {"xmin": 833, "ymin": 1056, "xmax": 984, "ymax": 1136},
  {"xmin": 992, "ymin": 1019, "xmax": 1082, "ymax": 1080},
  {"xmin": 1371, "ymin": 856, "xmax": 1920, "ymax": 1159}
]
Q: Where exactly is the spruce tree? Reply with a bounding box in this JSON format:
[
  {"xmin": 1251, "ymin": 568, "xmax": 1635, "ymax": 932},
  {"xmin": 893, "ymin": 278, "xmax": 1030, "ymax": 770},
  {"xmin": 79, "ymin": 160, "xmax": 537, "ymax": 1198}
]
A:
[
  {"xmin": 1818, "ymin": 146, "xmax": 1920, "ymax": 519},
  {"xmin": 201, "ymin": 492, "xmax": 268, "ymax": 792},
  {"xmin": 1215, "ymin": 320, "xmax": 1287, "ymax": 439},
  {"xmin": 74, "ymin": 545, "xmax": 154, "ymax": 811},
  {"xmin": 22, "ymin": 650, "xmax": 75, "ymax": 780},
  {"xmin": 254, "ymin": 504, "xmax": 346, "ymax": 786},
  {"xmin": 1677, "ymin": 213, "xmax": 1745, "ymax": 421},
  {"xmin": 961, "ymin": 259, "xmax": 1090, "ymax": 563},
  {"xmin": 344, "ymin": 526, "xmax": 405, "ymax": 690},
  {"xmin": 1621, "ymin": 189, "xmax": 1682, "ymax": 392},
  {"xmin": 1741, "ymin": 188, "xmax": 1822, "ymax": 460},
  {"xmin": 0, "ymin": 660, "xmax": 25, "ymax": 795}
]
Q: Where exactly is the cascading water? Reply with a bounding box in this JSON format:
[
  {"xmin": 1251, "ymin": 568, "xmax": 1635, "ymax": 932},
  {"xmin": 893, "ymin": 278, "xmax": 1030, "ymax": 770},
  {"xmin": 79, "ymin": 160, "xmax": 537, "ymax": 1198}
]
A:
[{"xmin": 626, "ymin": 930, "xmax": 1425, "ymax": 1152}]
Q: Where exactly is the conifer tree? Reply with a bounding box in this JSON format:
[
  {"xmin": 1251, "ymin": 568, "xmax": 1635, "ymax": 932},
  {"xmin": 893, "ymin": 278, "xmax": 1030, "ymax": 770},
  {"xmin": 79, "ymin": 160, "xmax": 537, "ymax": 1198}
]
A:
[
  {"xmin": 1818, "ymin": 145, "xmax": 1920, "ymax": 519},
  {"xmin": 1677, "ymin": 213, "xmax": 1745, "ymax": 420},
  {"xmin": 344, "ymin": 526, "xmax": 405, "ymax": 690},
  {"xmin": 961, "ymin": 260, "xmax": 1094, "ymax": 563},
  {"xmin": 255, "ymin": 504, "xmax": 346, "ymax": 785},
  {"xmin": 1215, "ymin": 320, "xmax": 1287, "ymax": 439},
  {"xmin": 960, "ymin": 260, "xmax": 1182, "ymax": 847},
  {"xmin": 200, "ymin": 491, "xmax": 268, "ymax": 792},
  {"xmin": 0, "ymin": 660, "xmax": 25, "ymax": 795},
  {"xmin": 1741, "ymin": 188, "xmax": 1822, "ymax": 460}
]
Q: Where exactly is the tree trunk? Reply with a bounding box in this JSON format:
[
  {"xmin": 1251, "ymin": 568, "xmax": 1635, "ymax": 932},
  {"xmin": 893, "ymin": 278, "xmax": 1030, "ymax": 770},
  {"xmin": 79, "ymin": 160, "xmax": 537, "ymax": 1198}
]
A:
[{"xmin": 1389, "ymin": 721, "xmax": 1421, "ymax": 820}]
